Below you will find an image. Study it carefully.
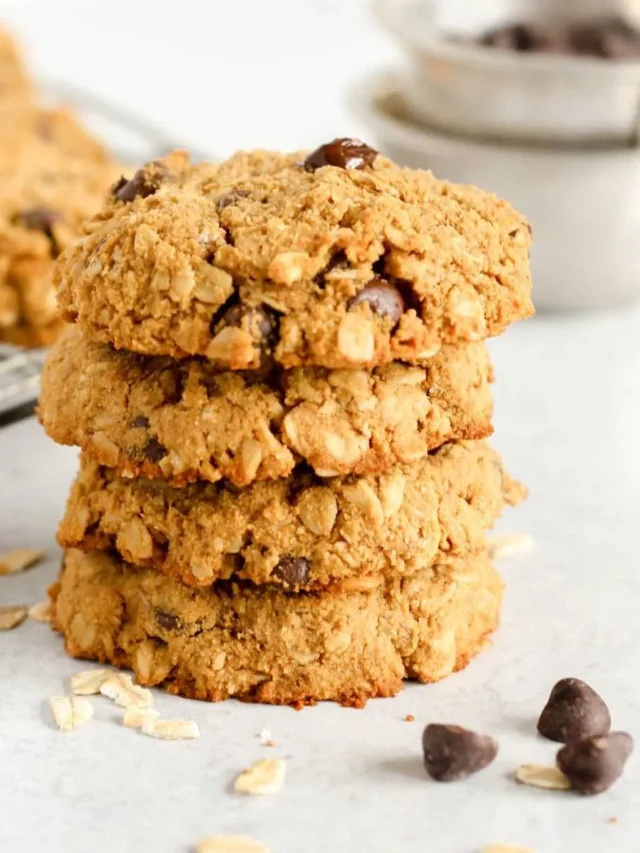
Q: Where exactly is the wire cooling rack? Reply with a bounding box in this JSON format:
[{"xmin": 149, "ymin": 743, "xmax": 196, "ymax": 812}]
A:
[{"xmin": 1, "ymin": 82, "xmax": 206, "ymax": 428}]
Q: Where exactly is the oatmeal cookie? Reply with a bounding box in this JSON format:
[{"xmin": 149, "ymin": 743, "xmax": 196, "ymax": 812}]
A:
[
  {"xmin": 51, "ymin": 548, "xmax": 503, "ymax": 707},
  {"xmin": 54, "ymin": 143, "xmax": 533, "ymax": 369},
  {"xmin": 39, "ymin": 325, "xmax": 494, "ymax": 485},
  {"xmin": 0, "ymin": 28, "xmax": 34, "ymax": 124},
  {"xmin": 0, "ymin": 108, "xmax": 120, "ymax": 346},
  {"xmin": 58, "ymin": 441, "xmax": 525, "ymax": 589}
]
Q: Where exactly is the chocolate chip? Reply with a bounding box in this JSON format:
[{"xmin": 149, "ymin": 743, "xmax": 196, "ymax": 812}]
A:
[
  {"xmin": 348, "ymin": 279, "xmax": 405, "ymax": 324},
  {"xmin": 304, "ymin": 138, "xmax": 378, "ymax": 172},
  {"xmin": 144, "ymin": 438, "xmax": 167, "ymax": 463},
  {"xmin": 13, "ymin": 207, "xmax": 64, "ymax": 257},
  {"xmin": 155, "ymin": 609, "xmax": 180, "ymax": 630},
  {"xmin": 480, "ymin": 16, "xmax": 640, "ymax": 59},
  {"xmin": 557, "ymin": 732, "xmax": 634, "ymax": 795},
  {"xmin": 15, "ymin": 207, "xmax": 63, "ymax": 234},
  {"xmin": 538, "ymin": 678, "xmax": 612, "ymax": 743},
  {"xmin": 113, "ymin": 161, "xmax": 168, "ymax": 203},
  {"xmin": 111, "ymin": 176, "xmax": 129, "ymax": 196},
  {"xmin": 482, "ymin": 23, "xmax": 538, "ymax": 50},
  {"xmin": 130, "ymin": 415, "xmax": 150, "ymax": 429},
  {"xmin": 422, "ymin": 724, "xmax": 498, "ymax": 782},
  {"xmin": 272, "ymin": 556, "xmax": 310, "ymax": 587},
  {"xmin": 217, "ymin": 303, "xmax": 277, "ymax": 366},
  {"xmin": 217, "ymin": 189, "xmax": 251, "ymax": 210}
]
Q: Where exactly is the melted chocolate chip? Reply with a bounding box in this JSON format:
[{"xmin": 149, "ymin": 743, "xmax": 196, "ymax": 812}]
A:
[
  {"xmin": 217, "ymin": 189, "xmax": 251, "ymax": 210},
  {"xmin": 155, "ymin": 609, "xmax": 181, "ymax": 630},
  {"xmin": 144, "ymin": 438, "xmax": 167, "ymax": 463},
  {"xmin": 557, "ymin": 732, "xmax": 634, "ymax": 796},
  {"xmin": 130, "ymin": 415, "xmax": 150, "ymax": 429},
  {"xmin": 348, "ymin": 279, "xmax": 405, "ymax": 324},
  {"xmin": 217, "ymin": 303, "xmax": 277, "ymax": 366},
  {"xmin": 422, "ymin": 724, "xmax": 499, "ymax": 782},
  {"xmin": 113, "ymin": 161, "xmax": 168, "ymax": 203},
  {"xmin": 304, "ymin": 138, "xmax": 378, "ymax": 172},
  {"xmin": 538, "ymin": 678, "xmax": 611, "ymax": 744},
  {"xmin": 272, "ymin": 556, "xmax": 310, "ymax": 587}
]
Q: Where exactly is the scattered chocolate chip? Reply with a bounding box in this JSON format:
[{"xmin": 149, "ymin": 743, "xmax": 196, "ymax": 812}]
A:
[
  {"xmin": 538, "ymin": 678, "xmax": 611, "ymax": 743},
  {"xmin": 217, "ymin": 189, "xmax": 251, "ymax": 210},
  {"xmin": 144, "ymin": 438, "xmax": 167, "ymax": 463},
  {"xmin": 272, "ymin": 556, "xmax": 310, "ymax": 587},
  {"xmin": 557, "ymin": 732, "xmax": 634, "ymax": 795},
  {"xmin": 422, "ymin": 723, "xmax": 499, "ymax": 782},
  {"xmin": 130, "ymin": 415, "xmax": 150, "ymax": 429},
  {"xmin": 304, "ymin": 138, "xmax": 378, "ymax": 172},
  {"xmin": 113, "ymin": 161, "xmax": 168, "ymax": 203},
  {"xmin": 155, "ymin": 609, "xmax": 180, "ymax": 630},
  {"xmin": 348, "ymin": 279, "xmax": 405, "ymax": 324}
]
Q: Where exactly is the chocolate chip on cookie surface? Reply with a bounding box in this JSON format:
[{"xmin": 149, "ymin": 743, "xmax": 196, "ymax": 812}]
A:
[{"xmin": 54, "ymin": 147, "xmax": 533, "ymax": 369}]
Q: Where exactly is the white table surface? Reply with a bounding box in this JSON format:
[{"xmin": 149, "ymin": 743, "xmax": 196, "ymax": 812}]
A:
[
  {"xmin": 1, "ymin": 2, "xmax": 640, "ymax": 850},
  {"xmin": 2, "ymin": 308, "xmax": 640, "ymax": 853}
]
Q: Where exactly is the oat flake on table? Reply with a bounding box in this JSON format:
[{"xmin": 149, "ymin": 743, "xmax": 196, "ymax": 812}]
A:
[
  {"xmin": 234, "ymin": 758, "xmax": 286, "ymax": 795},
  {"xmin": 515, "ymin": 763, "xmax": 571, "ymax": 790},
  {"xmin": 49, "ymin": 696, "xmax": 94, "ymax": 732},
  {"xmin": 0, "ymin": 605, "xmax": 28, "ymax": 630},
  {"xmin": 0, "ymin": 548, "xmax": 43, "ymax": 574}
]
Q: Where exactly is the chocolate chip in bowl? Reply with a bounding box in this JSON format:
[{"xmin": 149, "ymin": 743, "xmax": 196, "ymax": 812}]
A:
[
  {"xmin": 479, "ymin": 15, "xmax": 640, "ymax": 60},
  {"xmin": 350, "ymin": 69, "xmax": 640, "ymax": 311},
  {"xmin": 374, "ymin": 0, "xmax": 640, "ymax": 146}
]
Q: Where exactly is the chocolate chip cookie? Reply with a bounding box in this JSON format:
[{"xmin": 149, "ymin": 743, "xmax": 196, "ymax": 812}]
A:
[
  {"xmin": 0, "ymin": 104, "xmax": 120, "ymax": 346},
  {"xmin": 54, "ymin": 144, "xmax": 533, "ymax": 369},
  {"xmin": 57, "ymin": 441, "xmax": 524, "ymax": 589},
  {"xmin": 51, "ymin": 548, "xmax": 503, "ymax": 707},
  {"xmin": 39, "ymin": 325, "xmax": 494, "ymax": 486},
  {"xmin": 0, "ymin": 27, "xmax": 33, "ymax": 102}
]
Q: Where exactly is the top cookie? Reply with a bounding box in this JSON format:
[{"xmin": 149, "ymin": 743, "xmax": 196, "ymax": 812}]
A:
[{"xmin": 55, "ymin": 141, "xmax": 533, "ymax": 369}]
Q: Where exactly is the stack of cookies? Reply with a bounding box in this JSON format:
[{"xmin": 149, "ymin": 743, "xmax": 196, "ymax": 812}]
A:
[
  {"xmin": 40, "ymin": 140, "xmax": 533, "ymax": 706},
  {"xmin": 0, "ymin": 29, "xmax": 119, "ymax": 347}
]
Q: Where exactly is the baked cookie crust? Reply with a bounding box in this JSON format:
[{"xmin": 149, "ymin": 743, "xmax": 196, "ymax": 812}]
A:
[
  {"xmin": 51, "ymin": 548, "xmax": 504, "ymax": 707},
  {"xmin": 58, "ymin": 441, "xmax": 525, "ymax": 589},
  {"xmin": 54, "ymin": 145, "xmax": 533, "ymax": 369},
  {"xmin": 40, "ymin": 325, "xmax": 494, "ymax": 485}
]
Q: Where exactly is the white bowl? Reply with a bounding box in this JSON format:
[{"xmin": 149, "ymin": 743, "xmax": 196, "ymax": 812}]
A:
[
  {"xmin": 374, "ymin": 0, "xmax": 640, "ymax": 146},
  {"xmin": 350, "ymin": 71, "xmax": 640, "ymax": 311}
]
